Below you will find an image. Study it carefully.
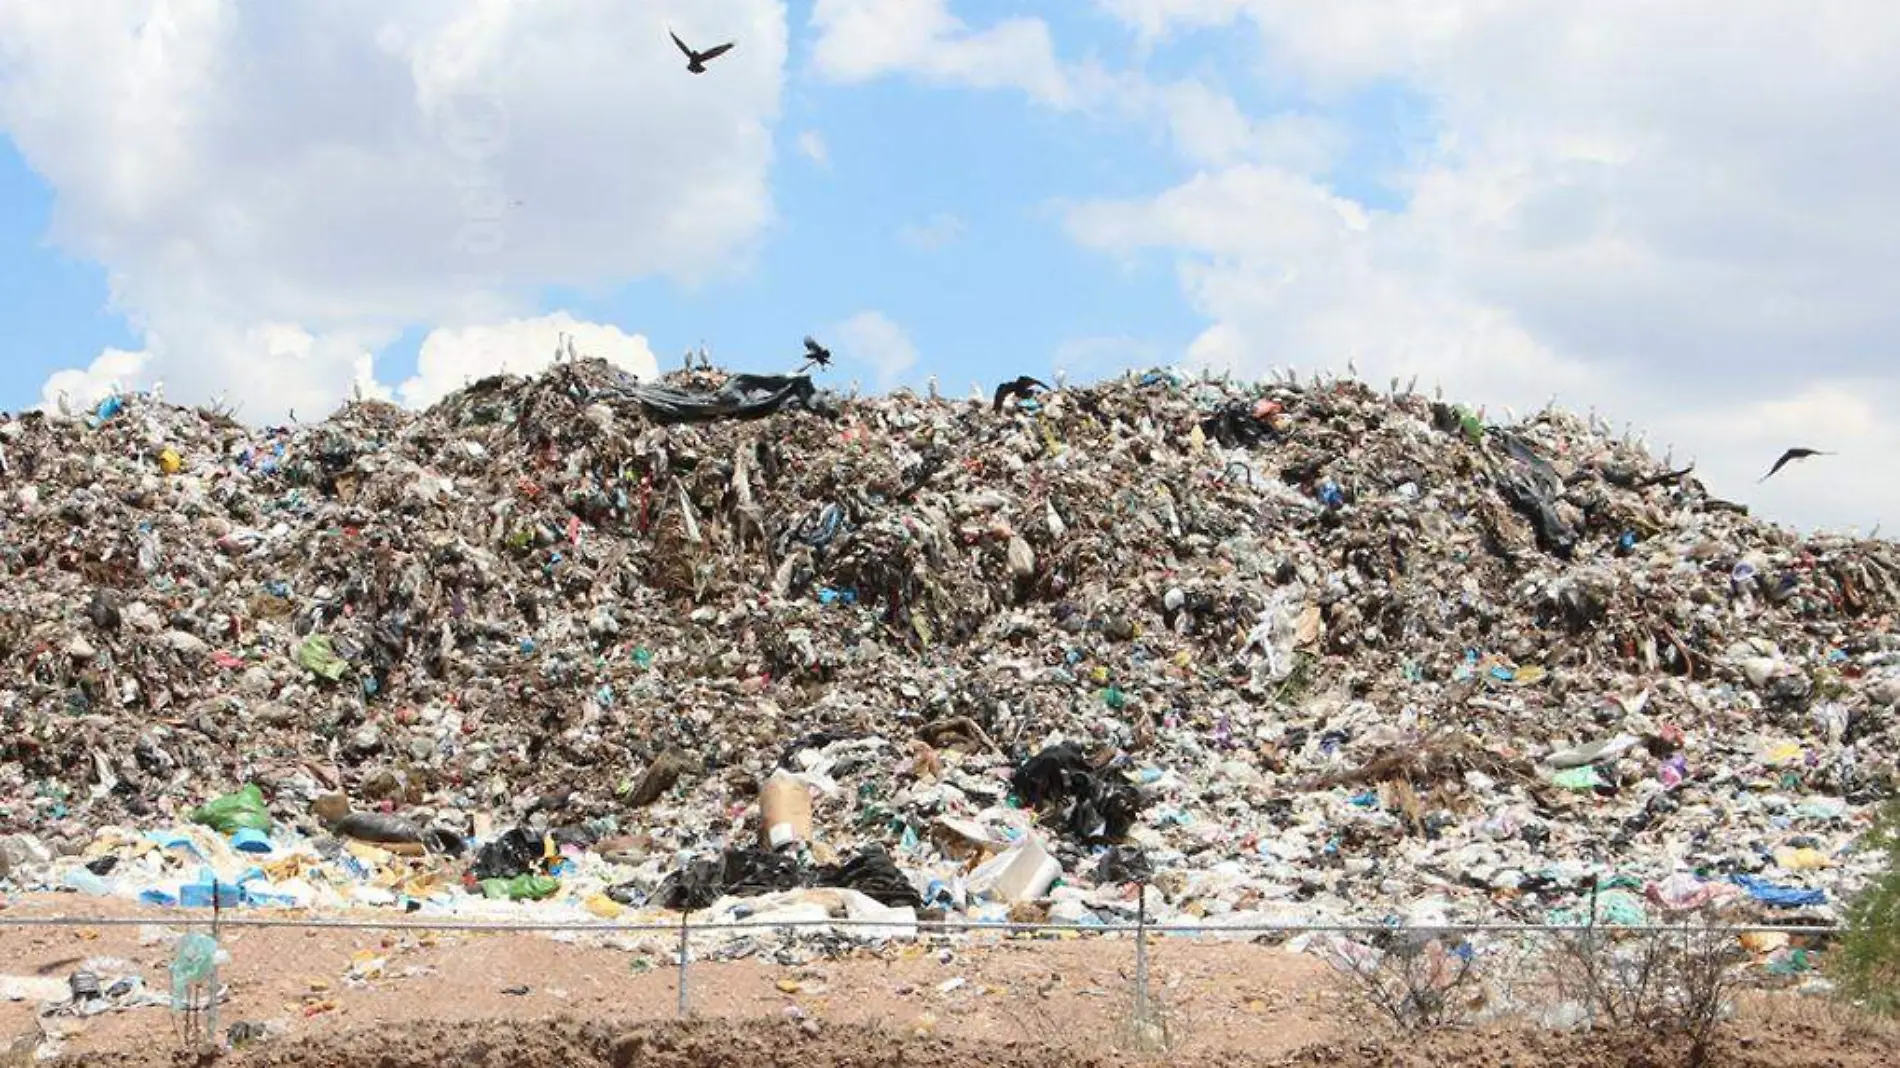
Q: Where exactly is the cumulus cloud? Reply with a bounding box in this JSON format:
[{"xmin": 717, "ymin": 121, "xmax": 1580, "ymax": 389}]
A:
[
  {"xmin": 807, "ymin": 3, "xmax": 1341, "ymax": 177},
  {"xmin": 834, "ymin": 310, "xmax": 919, "ymax": 388},
  {"xmin": 396, "ymin": 313, "xmax": 660, "ymax": 410},
  {"xmin": 899, "ymin": 213, "xmax": 965, "ymax": 251},
  {"xmin": 36, "ymin": 347, "xmax": 150, "ymax": 414},
  {"xmin": 810, "ymin": 0, "xmax": 1076, "ymax": 105},
  {"xmin": 796, "ymin": 128, "xmax": 830, "ymax": 168},
  {"xmin": 1064, "ymin": 0, "xmax": 1900, "ymax": 531},
  {"xmin": 0, "ymin": 0, "xmax": 787, "ymax": 423}
]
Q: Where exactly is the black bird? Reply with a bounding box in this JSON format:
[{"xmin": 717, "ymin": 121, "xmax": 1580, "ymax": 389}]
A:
[
  {"xmin": 993, "ymin": 375, "xmax": 1051, "ymax": 413},
  {"xmin": 670, "ymin": 30, "xmax": 734, "ymax": 74},
  {"xmin": 802, "ymin": 336, "xmax": 832, "ymax": 368},
  {"xmin": 1759, "ymin": 447, "xmax": 1831, "ymax": 483}
]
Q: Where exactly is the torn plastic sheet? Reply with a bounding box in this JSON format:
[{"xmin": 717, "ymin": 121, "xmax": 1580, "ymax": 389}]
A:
[
  {"xmin": 600, "ymin": 373, "xmax": 822, "ymax": 425},
  {"xmin": 657, "ymin": 845, "xmax": 922, "ymax": 912}
]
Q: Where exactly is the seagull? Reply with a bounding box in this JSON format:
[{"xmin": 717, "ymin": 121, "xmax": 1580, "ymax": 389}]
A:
[
  {"xmin": 992, "ymin": 375, "xmax": 1051, "ymax": 413},
  {"xmin": 1759, "ymin": 447, "xmax": 1832, "ymax": 483},
  {"xmin": 670, "ymin": 29, "xmax": 734, "ymax": 74},
  {"xmin": 802, "ymin": 336, "xmax": 832, "ymax": 368}
]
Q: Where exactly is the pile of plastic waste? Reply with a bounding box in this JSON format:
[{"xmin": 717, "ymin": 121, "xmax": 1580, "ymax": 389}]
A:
[{"xmin": 0, "ymin": 358, "xmax": 1894, "ymax": 937}]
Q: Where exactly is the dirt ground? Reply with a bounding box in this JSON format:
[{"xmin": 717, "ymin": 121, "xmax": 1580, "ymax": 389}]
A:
[{"xmin": 0, "ymin": 896, "xmax": 1891, "ymax": 1067}]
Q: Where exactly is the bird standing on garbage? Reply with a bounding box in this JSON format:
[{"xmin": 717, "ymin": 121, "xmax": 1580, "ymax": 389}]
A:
[
  {"xmin": 992, "ymin": 375, "xmax": 1051, "ymax": 413},
  {"xmin": 801, "ymin": 336, "xmax": 832, "ymax": 368},
  {"xmin": 670, "ymin": 30, "xmax": 734, "ymax": 73},
  {"xmin": 1759, "ymin": 447, "xmax": 1831, "ymax": 482}
]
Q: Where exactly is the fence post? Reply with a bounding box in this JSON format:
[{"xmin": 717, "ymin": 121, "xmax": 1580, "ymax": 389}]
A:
[
  {"xmin": 1585, "ymin": 872, "xmax": 1600, "ymax": 1032},
  {"xmin": 676, "ymin": 908, "xmax": 691, "ymax": 1018},
  {"xmin": 1134, "ymin": 879, "xmax": 1151, "ymax": 1026}
]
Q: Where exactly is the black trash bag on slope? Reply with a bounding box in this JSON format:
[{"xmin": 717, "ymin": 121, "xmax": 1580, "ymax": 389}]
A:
[
  {"xmin": 469, "ymin": 827, "xmax": 543, "ymax": 881},
  {"xmin": 814, "ymin": 844, "xmax": 922, "ymax": 909},
  {"xmin": 1011, "ymin": 743, "xmax": 1145, "ymax": 844}
]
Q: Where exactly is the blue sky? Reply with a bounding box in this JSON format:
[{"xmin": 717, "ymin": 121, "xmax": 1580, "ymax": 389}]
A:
[
  {"xmin": 0, "ymin": 139, "xmax": 140, "ymax": 404},
  {"xmin": 1, "ymin": 1, "xmax": 1896, "ymax": 532},
  {"xmin": 0, "ymin": 2, "xmax": 1419, "ymax": 407}
]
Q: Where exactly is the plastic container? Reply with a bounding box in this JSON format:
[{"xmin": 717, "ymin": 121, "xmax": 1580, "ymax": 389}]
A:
[
  {"xmin": 968, "ymin": 837, "xmax": 1060, "ymax": 903},
  {"xmin": 759, "ymin": 772, "xmax": 813, "ymax": 850}
]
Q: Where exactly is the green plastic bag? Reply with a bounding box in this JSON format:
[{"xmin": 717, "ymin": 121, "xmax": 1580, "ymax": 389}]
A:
[
  {"xmin": 1551, "ymin": 766, "xmax": 1603, "ymax": 792},
  {"xmin": 297, "ymin": 634, "xmax": 349, "ymax": 682},
  {"xmin": 479, "ymin": 874, "xmax": 560, "ymax": 901},
  {"xmin": 191, "ymin": 784, "xmax": 272, "ymax": 835},
  {"xmin": 170, "ymin": 932, "xmax": 220, "ymax": 1009}
]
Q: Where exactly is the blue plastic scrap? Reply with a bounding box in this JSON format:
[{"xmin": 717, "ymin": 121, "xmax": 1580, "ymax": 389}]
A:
[
  {"xmin": 1730, "ymin": 874, "xmax": 1826, "ymax": 908},
  {"xmin": 89, "ymin": 395, "xmax": 124, "ymax": 428}
]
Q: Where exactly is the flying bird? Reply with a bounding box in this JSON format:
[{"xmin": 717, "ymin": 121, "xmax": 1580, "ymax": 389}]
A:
[
  {"xmin": 993, "ymin": 375, "xmax": 1051, "ymax": 413},
  {"xmin": 670, "ymin": 29, "xmax": 734, "ymax": 73},
  {"xmin": 802, "ymin": 336, "xmax": 832, "ymax": 368},
  {"xmin": 1759, "ymin": 447, "xmax": 1832, "ymax": 482}
]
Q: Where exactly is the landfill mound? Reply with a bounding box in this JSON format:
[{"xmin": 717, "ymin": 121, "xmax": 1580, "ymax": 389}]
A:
[{"xmin": 2, "ymin": 360, "xmax": 1897, "ymax": 927}]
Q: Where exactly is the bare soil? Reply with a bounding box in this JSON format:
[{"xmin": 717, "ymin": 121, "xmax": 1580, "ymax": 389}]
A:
[{"xmin": 0, "ymin": 897, "xmax": 1891, "ymax": 1067}]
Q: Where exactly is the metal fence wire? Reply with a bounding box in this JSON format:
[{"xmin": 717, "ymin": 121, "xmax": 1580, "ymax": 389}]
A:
[{"xmin": 1, "ymin": 904, "xmax": 1839, "ymax": 1031}]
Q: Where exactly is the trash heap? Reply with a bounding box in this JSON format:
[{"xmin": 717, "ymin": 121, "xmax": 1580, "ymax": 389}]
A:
[{"xmin": 1, "ymin": 360, "xmax": 1896, "ymax": 939}]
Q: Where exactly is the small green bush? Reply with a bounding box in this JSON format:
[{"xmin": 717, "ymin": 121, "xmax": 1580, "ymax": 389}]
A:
[{"xmin": 1834, "ymin": 800, "xmax": 1900, "ymax": 1017}]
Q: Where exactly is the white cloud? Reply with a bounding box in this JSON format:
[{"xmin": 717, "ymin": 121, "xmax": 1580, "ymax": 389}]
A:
[
  {"xmin": 0, "ymin": 0, "xmax": 788, "ymax": 423},
  {"xmin": 1067, "ymin": 1, "xmax": 1900, "ymax": 531},
  {"xmin": 1111, "ymin": 75, "xmax": 1342, "ymax": 173},
  {"xmin": 807, "ymin": 3, "xmax": 1339, "ymax": 179},
  {"xmin": 809, "ymin": 0, "xmax": 1077, "ymax": 106},
  {"xmin": 36, "ymin": 347, "xmax": 150, "ymax": 414},
  {"xmin": 833, "ymin": 310, "xmax": 918, "ymax": 388},
  {"xmin": 1091, "ymin": 0, "xmax": 1254, "ymax": 46},
  {"xmin": 396, "ymin": 312, "xmax": 659, "ymax": 409},
  {"xmin": 899, "ymin": 213, "xmax": 964, "ymax": 251},
  {"xmin": 796, "ymin": 128, "xmax": 830, "ymax": 168}
]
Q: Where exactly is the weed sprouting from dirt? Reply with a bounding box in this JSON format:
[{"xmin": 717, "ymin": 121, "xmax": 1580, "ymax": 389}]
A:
[{"xmin": 1832, "ymin": 799, "xmax": 1900, "ymax": 1018}]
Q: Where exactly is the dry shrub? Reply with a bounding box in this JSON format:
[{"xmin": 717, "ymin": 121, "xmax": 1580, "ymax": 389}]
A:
[
  {"xmin": 1325, "ymin": 932, "xmax": 1483, "ymax": 1034},
  {"xmin": 1548, "ymin": 926, "xmax": 1743, "ymax": 1068}
]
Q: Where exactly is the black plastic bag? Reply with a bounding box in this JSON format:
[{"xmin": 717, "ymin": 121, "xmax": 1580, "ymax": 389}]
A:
[
  {"xmin": 1011, "ymin": 743, "xmax": 1145, "ymax": 843},
  {"xmin": 655, "ymin": 848, "xmax": 803, "ymax": 911},
  {"xmin": 815, "ymin": 845, "xmax": 922, "ymax": 909},
  {"xmin": 333, "ymin": 812, "xmax": 423, "ymax": 846},
  {"xmin": 1095, "ymin": 845, "xmax": 1152, "ymax": 885},
  {"xmin": 469, "ymin": 826, "xmax": 542, "ymax": 881}
]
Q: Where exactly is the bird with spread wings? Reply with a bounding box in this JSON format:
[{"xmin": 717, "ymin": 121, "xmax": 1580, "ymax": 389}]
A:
[{"xmin": 670, "ymin": 30, "xmax": 734, "ymax": 74}]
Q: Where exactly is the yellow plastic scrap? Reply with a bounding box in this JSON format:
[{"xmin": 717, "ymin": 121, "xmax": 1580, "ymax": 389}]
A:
[
  {"xmin": 1762, "ymin": 741, "xmax": 1805, "ymax": 766},
  {"xmin": 1514, "ymin": 665, "xmax": 1548, "ymax": 685},
  {"xmin": 1773, "ymin": 846, "xmax": 1830, "ymax": 871},
  {"xmin": 158, "ymin": 448, "xmax": 184, "ymax": 474},
  {"xmin": 584, "ymin": 894, "xmax": 626, "ymax": 920}
]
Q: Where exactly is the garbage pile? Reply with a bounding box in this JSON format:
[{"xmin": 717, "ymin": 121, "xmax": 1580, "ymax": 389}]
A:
[{"xmin": 1, "ymin": 359, "xmax": 1896, "ymax": 938}]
